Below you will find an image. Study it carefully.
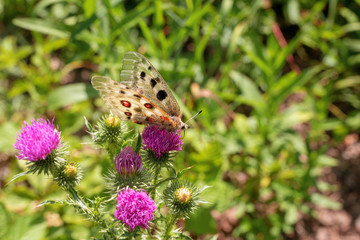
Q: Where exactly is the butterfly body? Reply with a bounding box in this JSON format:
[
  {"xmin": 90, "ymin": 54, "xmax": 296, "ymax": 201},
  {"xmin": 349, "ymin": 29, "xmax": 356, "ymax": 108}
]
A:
[{"xmin": 92, "ymin": 52, "xmax": 188, "ymax": 132}]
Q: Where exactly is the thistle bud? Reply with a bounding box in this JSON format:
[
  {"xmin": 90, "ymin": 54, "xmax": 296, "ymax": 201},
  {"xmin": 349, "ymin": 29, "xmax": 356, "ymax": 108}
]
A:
[
  {"xmin": 53, "ymin": 162, "xmax": 82, "ymax": 189},
  {"xmin": 89, "ymin": 115, "xmax": 125, "ymax": 156},
  {"xmin": 114, "ymin": 146, "xmax": 142, "ymax": 177},
  {"xmin": 105, "ymin": 114, "xmax": 120, "ymax": 128},
  {"xmin": 163, "ymin": 181, "xmax": 201, "ymax": 218},
  {"xmin": 176, "ymin": 187, "xmax": 192, "ymax": 203},
  {"xmin": 65, "ymin": 162, "xmax": 77, "ymax": 177},
  {"xmin": 105, "ymin": 147, "xmax": 152, "ymax": 191}
]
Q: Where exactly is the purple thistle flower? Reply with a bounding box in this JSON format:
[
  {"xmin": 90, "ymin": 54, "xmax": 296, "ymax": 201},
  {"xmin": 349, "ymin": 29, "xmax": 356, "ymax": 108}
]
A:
[
  {"xmin": 114, "ymin": 188, "xmax": 156, "ymax": 231},
  {"xmin": 114, "ymin": 146, "xmax": 142, "ymax": 176},
  {"xmin": 142, "ymin": 125, "xmax": 183, "ymax": 158},
  {"xmin": 13, "ymin": 118, "xmax": 61, "ymax": 162}
]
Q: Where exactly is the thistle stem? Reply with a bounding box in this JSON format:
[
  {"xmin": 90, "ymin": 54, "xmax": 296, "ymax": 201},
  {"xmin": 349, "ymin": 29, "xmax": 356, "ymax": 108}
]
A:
[
  {"xmin": 67, "ymin": 186, "xmax": 117, "ymax": 238},
  {"xmin": 151, "ymin": 167, "xmax": 161, "ymax": 200},
  {"xmin": 163, "ymin": 215, "xmax": 178, "ymax": 239}
]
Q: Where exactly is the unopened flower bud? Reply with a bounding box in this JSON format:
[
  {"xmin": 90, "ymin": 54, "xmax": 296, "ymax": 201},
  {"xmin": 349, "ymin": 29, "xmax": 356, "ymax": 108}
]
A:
[
  {"xmin": 53, "ymin": 162, "xmax": 82, "ymax": 189},
  {"xmin": 176, "ymin": 187, "xmax": 192, "ymax": 203},
  {"xmin": 114, "ymin": 147, "xmax": 142, "ymax": 176},
  {"xmin": 65, "ymin": 162, "xmax": 77, "ymax": 177},
  {"xmin": 105, "ymin": 114, "xmax": 120, "ymax": 127},
  {"xmin": 163, "ymin": 181, "xmax": 201, "ymax": 218}
]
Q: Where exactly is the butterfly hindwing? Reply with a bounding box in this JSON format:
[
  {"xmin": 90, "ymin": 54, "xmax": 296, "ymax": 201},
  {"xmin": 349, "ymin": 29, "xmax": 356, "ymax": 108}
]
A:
[
  {"xmin": 120, "ymin": 52, "xmax": 181, "ymax": 117},
  {"xmin": 91, "ymin": 76, "xmax": 176, "ymax": 126}
]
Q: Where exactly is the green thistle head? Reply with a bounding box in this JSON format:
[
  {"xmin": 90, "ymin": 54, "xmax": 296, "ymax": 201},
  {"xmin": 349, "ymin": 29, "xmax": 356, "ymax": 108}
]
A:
[
  {"xmin": 163, "ymin": 180, "xmax": 201, "ymax": 218},
  {"xmin": 53, "ymin": 162, "xmax": 82, "ymax": 189}
]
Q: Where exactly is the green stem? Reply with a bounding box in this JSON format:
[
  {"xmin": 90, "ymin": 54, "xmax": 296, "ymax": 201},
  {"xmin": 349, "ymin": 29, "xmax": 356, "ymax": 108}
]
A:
[
  {"xmin": 163, "ymin": 215, "xmax": 178, "ymax": 240},
  {"xmin": 67, "ymin": 186, "xmax": 117, "ymax": 239},
  {"xmin": 151, "ymin": 167, "xmax": 161, "ymax": 200}
]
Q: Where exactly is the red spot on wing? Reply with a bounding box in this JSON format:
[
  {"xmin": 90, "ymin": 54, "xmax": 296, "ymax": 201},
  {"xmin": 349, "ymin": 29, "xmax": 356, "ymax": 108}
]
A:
[
  {"xmin": 144, "ymin": 103, "xmax": 153, "ymax": 109},
  {"xmin": 160, "ymin": 116, "xmax": 170, "ymax": 121},
  {"xmin": 124, "ymin": 112, "xmax": 132, "ymax": 116},
  {"xmin": 121, "ymin": 100, "xmax": 131, "ymax": 108}
]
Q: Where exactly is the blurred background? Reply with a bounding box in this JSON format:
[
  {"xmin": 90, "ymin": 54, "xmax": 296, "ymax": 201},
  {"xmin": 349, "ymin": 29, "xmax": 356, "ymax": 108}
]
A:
[{"xmin": 1, "ymin": 0, "xmax": 360, "ymax": 239}]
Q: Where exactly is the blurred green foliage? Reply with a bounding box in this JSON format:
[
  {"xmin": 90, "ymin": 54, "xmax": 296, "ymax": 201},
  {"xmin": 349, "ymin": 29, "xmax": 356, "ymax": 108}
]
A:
[{"xmin": 1, "ymin": 0, "xmax": 360, "ymax": 239}]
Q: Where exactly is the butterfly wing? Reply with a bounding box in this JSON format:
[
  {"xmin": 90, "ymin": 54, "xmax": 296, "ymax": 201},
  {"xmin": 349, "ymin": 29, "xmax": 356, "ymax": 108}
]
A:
[
  {"xmin": 120, "ymin": 52, "xmax": 181, "ymax": 117},
  {"xmin": 91, "ymin": 76, "xmax": 177, "ymax": 127}
]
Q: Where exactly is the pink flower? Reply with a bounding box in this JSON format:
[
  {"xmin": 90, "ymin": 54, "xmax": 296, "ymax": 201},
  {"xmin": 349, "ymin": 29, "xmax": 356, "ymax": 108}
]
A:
[
  {"xmin": 114, "ymin": 188, "xmax": 156, "ymax": 231},
  {"xmin": 114, "ymin": 146, "xmax": 142, "ymax": 176},
  {"xmin": 142, "ymin": 125, "xmax": 183, "ymax": 158},
  {"xmin": 13, "ymin": 118, "xmax": 61, "ymax": 161}
]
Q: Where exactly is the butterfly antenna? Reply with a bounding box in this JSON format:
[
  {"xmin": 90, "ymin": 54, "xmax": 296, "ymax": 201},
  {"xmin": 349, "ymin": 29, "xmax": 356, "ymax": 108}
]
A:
[{"xmin": 185, "ymin": 110, "xmax": 203, "ymax": 125}]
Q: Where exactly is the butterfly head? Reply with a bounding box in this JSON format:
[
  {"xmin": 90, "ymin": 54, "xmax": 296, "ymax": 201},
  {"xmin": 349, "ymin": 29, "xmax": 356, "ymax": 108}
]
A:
[{"xmin": 181, "ymin": 122, "xmax": 189, "ymax": 130}]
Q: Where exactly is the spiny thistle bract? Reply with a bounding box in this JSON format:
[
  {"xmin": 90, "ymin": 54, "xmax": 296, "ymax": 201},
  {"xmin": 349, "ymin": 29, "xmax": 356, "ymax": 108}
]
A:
[
  {"xmin": 114, "ymin": 146, "xmax": 142, "ymax": 176},
  {"xmin": 163, "ymin": 180, "xmax": 201, "ymax": 218},
  {"xmin": 53, "ymin": 162, "xmax": 83, "ymax": 189},
  {"xmin": 88, "ymin": 114, "xmax": 127, "ymax": 156}
]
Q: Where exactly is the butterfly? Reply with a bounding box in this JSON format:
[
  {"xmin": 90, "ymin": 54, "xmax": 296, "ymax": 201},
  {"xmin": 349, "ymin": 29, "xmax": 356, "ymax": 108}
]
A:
[{"xmin": 91, "ymin": 52, "xmax": 189, "ymax": 132}]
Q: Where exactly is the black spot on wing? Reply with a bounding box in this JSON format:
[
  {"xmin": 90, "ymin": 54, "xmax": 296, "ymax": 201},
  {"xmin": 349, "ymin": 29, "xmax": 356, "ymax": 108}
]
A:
[
  {"xmin": 156, "ymin": 90, "xmax": 167, "ymax": 101},
  {"xmin": 150, "ymin": 79, "xmax": 157, "ymax": 88},
  {"xmin": 133, "ymin": 94, "xmax": 141, "ymax": 98},
  {"xmin": 140, "ymin": 71, "xmax": 146, "ymax": 79},
  {"xmin": 120, "ymin": 90, "xmax": 125, "ymax": 94},
  {"xmin": 148, "ymin": 66, "xmax": 151, "ymax": 70}
]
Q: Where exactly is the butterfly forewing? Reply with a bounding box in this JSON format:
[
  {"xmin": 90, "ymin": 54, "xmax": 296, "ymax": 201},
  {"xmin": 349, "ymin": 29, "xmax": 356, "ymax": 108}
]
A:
[
  {"xmin": 91, "ymin": 76, "xmax": 176, "ymax": 126},
  {"xmin": 120, "ymin": 52, "xmax": 181, "ymax": 117}
]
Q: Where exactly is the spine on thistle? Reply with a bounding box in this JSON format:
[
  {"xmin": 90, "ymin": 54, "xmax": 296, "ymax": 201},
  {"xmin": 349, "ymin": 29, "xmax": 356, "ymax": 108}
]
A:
[
  {"xmin": 163, "ymin": 180, "xmax": 202, "ymax": 218},
  {"xmin": 87, "ymin": 114, "xmax": 126, "ymax": 158},
  {"xmin": 53, "ymin": 162, "xmax": 82, "ymax": 189}
]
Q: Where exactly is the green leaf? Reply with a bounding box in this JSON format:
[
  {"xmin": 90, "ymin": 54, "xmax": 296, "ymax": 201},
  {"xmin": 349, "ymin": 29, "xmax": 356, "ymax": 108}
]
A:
[
  {"xmin": 317, "ymin": 155, "xmax": 338, "ymax": 167},
  {"xmin": 311, "ymin": 193, "xmax": 341, "ymax": 209},
  {"xmin": 48, "ymin": 83, "xmax": 98, "ymax": 110},
  {"xmin": 13, "ymin": 18, "xmax": 70, "ymax": 38},
  {"xmin": 0, "ymin": 121, "xmax": 19, "ymax": 152},
  {"xmin": 37, "ymin": 200, "xmax": 64, "ymax": 207},
  {"xmin": 285, "ymin": 205, "xmax": 298, "ymax": 225},
  {"xmin": 229, "ymin": 70, "xmax": 264, "ymax": 109},
  {"xmin": 334, "ymin": 76, "xmax": 360, "ymax": 90},
  {"xmin": 83, "ymin": 116, "xmax": 94, "ymax": 132},
  {"xmin": 133, "ymin": 131, "xmax": 142, "ymax": 154},
  {"xmin": 186, "ymin": 207, "xmax": 217, "ymax": 235},
  {"xmin": 176, "ymin": 166, "xmax": 194, "ymax": 179},
  {"xmin": 7, "ymin": 171, "xmax": 30, "ymax": 185},
  {"xmin": 0, "ymin": 203, "xmax": 9, "ymax": 238},
  {"xmin": 7, "ymin": 215, "xmax": 46, "ymax": 240},
  {"xmin": 271, "ymin": 65, "xmax": 323, "ymax": 107}
]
